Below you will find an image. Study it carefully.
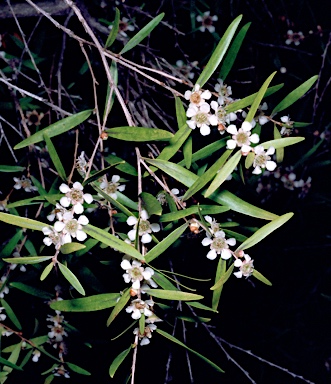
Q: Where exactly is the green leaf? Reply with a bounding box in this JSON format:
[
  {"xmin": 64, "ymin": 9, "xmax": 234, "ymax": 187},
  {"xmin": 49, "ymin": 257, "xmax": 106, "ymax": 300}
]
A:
[
  {"xmin": 0, "ymin": 298, "xmax": 22, "ymax": 330},
  {"xmin": 9, "ymin": 282, "xmax": 52, "ymax": 299},
  {"xmin": 14, "ymin": 109, "xmax": 93, "ymax": 149},
  {"xmin": 58, "ymin": 263, "xmax": 85, "ymax": 296},
  {"xmin": 50, "ymin": 293, "xmax": 119, "ymax": 312},
  {"xmin": 3, "ymin": 255, "xmax": 53, "ymax": 264},
  {"xmin": 152, "ymin": 271, "xmax": 178, "ymax": 291},
  {"xmin": 105, "ymin": 154, "xmax": 138, "ymax": 176},
  {"xmin": 0, "ymin": 213, "xmax": 46, "ymax": 231},
  {"xmin": 60, "ymin": 243, "xmax": 86, "ymax": 255},
  {"xmin": 210, "ymin": 264, "xmax": 234, "ymax": 290},
  {"xmin": 245, "ymin": 72, "xmax": 276, "ymax": 123},
  {"xmin": 271, "ymin": 75, "xmax": 318, "ymax": 115},
  {"xmin": 183, "ymin": 150, "xmax": 233, "ymax": 200},
  {"xmin": 105, "ymin": 8, "xmax": 120, "ymax": 48},
  {"xmin": 106, "ymin": 126, "xmax": 173, "ymax": 142},
  {"xmin": 175, "ymin": 96, "xmax": 187, "ymax": 130},
  {"xmin": 6, "ymin": 194, "xmax": 63, "ymax": 209},
  {"xmin": 84, "ymin": 224, "xmax": 144, "ymax": 260},
  {"xmin": 187, "ymin": 301, "xmax": 218, "ymax": 313},
  {"xmin": 261, "ymin": 137, "xmax": 305, "ymax": 150},
  {"xmin": 183, "ymin": 136, "xmax": 193, "ymax": 169},
  {"xmin": 103, "ymin": 60, "xmax": 118, "ymax": 119},
  {"xmin": 0, "ymin": 229, "xmax": 23, "ymax": 257},
  {"xmin": 143, "ymin": 289, "xmax": 203, "ymax": 301},
  {"xmin": 0, "ymin": 357, "xmax": 23, "ymax": 371},
  {"xmin": 43, "ymin": 134, "xmax": 66, "ymax": 181},
  {"xmin": 252, "ymin": 269, "xmax": 272, "ymax": 286},
  {"xmin": 156, "ymin": 329, "xmax": 224, "ymax": 373},
  {"xmin": 0, "ymin": 165, "xmax": 25, "ymax": 172},
  {"xmin": 212, "ymin": 258, "xmax": 226, "ymax": 310},
  {"xmin": 109, "ymin": 346, "xmax": 132, "ymax": 378},
  {"xmin": 83, "ymin": 164, "xmax": 123, "ymax": 186},
  {"xmin": 204, "ymin": 151, "xmax": 242, "ymax": 197},
  {"xmin": 236, "ymin": 212, "xmax": 294, "ymax": 251},
  {"xmin": 273, "ymin": 125, "xmax": 284, "ymax": 163},
  {"xmin": 159, "ymin": 207, "xmax": 198, "ymax": 222},
  {"xmin": 219, "ymin": 22, "xmax": 251, "ymax": 81},
  {"xmin": 120, "ymin": 13, "xmax": 165, "ymax": 54},
  {"xmin": 40, "ymin": 262, "xmax": 54, "ymax": 281},
  {"xmin": 66, "ymin": 362, "xmax": 91, "ymax": 376},
  {"xmin": 226, "ymin": 83, "xmax": 283, "ymax": 113},
  {"xmin": 107, "ymin": 288, "xmax": 131, "ymax": 326},
  {"xmin": 140, "ymin": 192, "xmax": 162, "ymax": 216},
  {"xmin": 196, "ymin": 15, "xmax": 243, "ymax": 87},
  {"xmin": 116, "ymin": 192, "xmax": 138, "ymax": 211},
  {"xmin": 145, "ymin": 223, "xmax": 188, "ymax": 263}
]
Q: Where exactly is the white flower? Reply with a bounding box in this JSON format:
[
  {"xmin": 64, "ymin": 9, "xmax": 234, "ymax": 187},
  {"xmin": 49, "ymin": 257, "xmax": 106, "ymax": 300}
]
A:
[
  {"xmin": 0, "ymin": 276, "xmax": 9, "ymax": 298},
  {"xmin": 226, "ymin": 121, "xmax": 259, "ymax": 154},
  {"xmin": 126, "ymin": 210, "xmax": 160, "ymax": 244},
  {"xmin": 285, "ymin": 30, "xmax": 304, "ymax": 46},
  {"xmin": 254, "ymin": 102, "xmax": 269, "ymax": 126},
  {"xmin": 201, "ymin": 231, "xmax": 236, "ymax": 260},
  {"xmin": 126, "ymin": 299, "xmax": 154, "ymax": 320},
  {"xmin": 52, "ymin": 364, "xmax": 70, "ymax": 378},
  {"xmin": 100, "ymin": 175, "xmax": 125, "ymax": 200},
  {"xmin": 9, "ymin": 251, "xmax": 26, "ymax": 272},
  {"xmin": 13, "ymin": 176, "xmax": 38, "ymax": 192},
  {"xmin": 47, "ymin": 203, "xmax": 70, "ymax": 222},
  {"xmin": 133, "ymin": 323, "xmax": 157, "ymax": 346},
  {"xmin": 186, "ymin": 103, "xmax": 218, "ymax": 136},
  {"xmin": 76, "ymin": 151, "xmax": 87, "ymax": 175},
  {"xmin": 54, "ymin": 211, "xmax": 89, "ymax": 243},
  {"xmin": 0, "ymin": 199, "xmax": 8, "ymax": 212},
  {"xmin": 32, "ymin": 350, "xmax": 41, "ymax": 362},
  {"xmin": 280, "ymin": 172, "xmax": 303, "ymax": 190},
  {"xmin": 0, "ymin": 307, "xmax": 6, "ymax": 321},
  {"xmin": 234, "ymin": 254, "xmax": 254, "ymax": 278},
  {"xmin": 204, "ymin": 215, "xmax": 220, "ymax": 235},
  {"xmin": 42, "ymin": 226, "xmax": 64, "ymax": 249},
  {"xmin": 210, "ymin": 100, "xmax": 237, "ymax": 134},
  {"xmin": 121, "ymin": 259, "xmax": 154, "ymax": 289},
  {"xmin": 280, "ymin": 115, "xmax": 294, "ymax": 136},
  {"xmin": 196, "ymin": 11, "xmax": 218, "ymax": 33},
  {"xmin": 252, "ymin": 146, "xmax": 277, "ymax": 175},
  {"xmin": 214, "ymin": 79, "xmax": 233, "ymax": 105},
  {"xmin": 109, "ymin": 17, "xmax": 135, "ymax": 37},
  {"xmin": 59, "ymin": 181, "xmax": 93, "ymax": 214},
  {"xmin": 184, "ymin": 84, "xmax": 211, "ymax": 107},
  {"xmin": 48, "ymin": 323, "xmax": 68, "ymax": 342}
]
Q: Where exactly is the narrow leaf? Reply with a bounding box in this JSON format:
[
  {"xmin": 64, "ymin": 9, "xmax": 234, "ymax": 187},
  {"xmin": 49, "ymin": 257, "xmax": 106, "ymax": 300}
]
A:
[
  {"xmin": 120, "ymin": 13, "xmax": 165, "ymax": 54},
  {"xmin": 9, "ymin": 282, "xmax": 52, "ymax": 299},
  {"xmin": 109, "ymin": 346, "xmax": 132, "ymax": 378},
  {"xmin": 66, "ymin": 362, "xmax": 91, "ymax": 375},
  {"xmin": 58, "ymin": 263, "xmax": 85, "ymax": 296},
  {"xmin": 60, "ymin": 243, "xmax": 86, "ymax": 255},
  {"xmin": 1, "ymin": 298, "xmax": 22, "ymax": 330},
  {"xmin": 175, "ymin": 96, "xmax": 187, "ymax": 130},
  {"xmin": 107, "ymin": 288, "xmax": 130, "ymax": 326},
  {"xmin": 152, "ymin": 271, "xmax": 178, "ymax": 291},
  {"xmin": 273, "ymin": 125, "xmax": 284, "ymax": 163},
  {"xmin": 0, "ymin": 213, "xmax": 46, "ymax": 231},
  {"xmin": 140, "ymin": 192, "xmax": 162, "ymax": 216},
  {"xmin": 156, "ymin": 329, "xmax": 224, "ymax": 373},
  {"xmin": 105, "ymin": 154, "xmax": 137, "ymax": 176},
  {"xmin": 82, "ymin": 164, "xmax": 123, "ymax": 186},
  {"xmin": 0, "ymin": 356, "xmax": 23, "ymax": 371},
  {"xmin": 0, "ymin": 165, "xmax": 25, "ymax": 172},
  {"xmin": 143, "ymin": 289, "xmax": 202, "ymax": 301},
  {"xmin": 183, "ymin": 136, "xmax": 193, "ymax": 169},
  {"xmin": 3, "ymin": 256, "xmax": 53, "ymax": 264},
  {"xmin": 271, "ymin": 75, "xmax": 318, "ymax": 115},
  {"xmin": 236, "ymin": 212, "xmax": 294, "ymax": 251},
  {"xmin": 105, "ymin": 8, "xmax": 120, "ymax": 48},
  {"xmin": 50, "ymin": 293, "xmax": 120, "ymax": 312},
  {"xmin": 187, "ymin": 301, "xmax": 218, "ymax": 313},
  {"xmin": 0, "ymin": 229, "xmax": 23, "ymax": 257},
  {"xmin": 106, "ymin": 126, "xmax": 173, "ymax": 142},
  {"xmin": 252, "ymin": 269, "xmax": 272, "ymax": 286},
  {"xmin": 196, "ymin": 15, "xmax": 243, "ymax": 87},
  {"xmin": 14, "ymin": 109, "xmax": 93, "ymax": 149},
  {"xmin": 210, "ymin": 264, "xmax": 234, "ymax": 290},
  {"xmin": 157, "ymin": 124, "xmax": 191, "ymax": 163},
  {"xmin": 40, "ymin": 262, "xmax": 54, "ymax": 281},
  {"xmin": 212, "ymin": 258, "xmax": 226, "ymax": 310},
  {"xmin": 43, "ymin": 134, "xmax": 66, "ymax": 181},
  {"xmin": 261, "ymin": 137, "xmax": 305, "ymax": 150}
]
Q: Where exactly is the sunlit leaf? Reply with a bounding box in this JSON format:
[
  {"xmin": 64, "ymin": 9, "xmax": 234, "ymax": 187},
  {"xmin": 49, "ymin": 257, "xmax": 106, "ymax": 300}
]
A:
[
  {"xmin": 60, "ymin": 242, "xmax": 86, "ymax": 255},
  {"xmin": 156, "ymin": 329, "xmax": 224, "ymax": 373},
  {"xmin": 50, "ymin": 293, "xmax": 120, "ymax": 312},
  {"xmin": 236, "ymin": 212, "xmax": 294, "ymax": 251},
  {"xmin": 271, "ymin": 75, "xmax": 318, "ymax": 115},
  {"xmin": 152, "ymin": 271, "xmax": 178, "ymax": 291},
  {"xmin": 210, "ymin": 263, "xmax": 234, "ymax": 290},
  {"xmin": 58, "ymin": 263, "xmax": 85, "ymax": 296},
  {"xmin": 175, "ymin": 96, "xmax": 187, "ymax": 130},
  {"xmin": 83, "ymin": 164, "xmax": 123, "ymax": 186},
  {"xmin": 212, "ymin": 258, "xmax": 226, "ymax": 310},
  {"xmin": 261, "ymin": 137, "xmax": 305, "ymax": 150},
  {"xmin": 120, "ymin": 13, "xmax": 165, "ymax": 54},
  {"xmin": 273, "ymin": 125, "xmax": 284, "ymax": 163},
  {"xmin": 106, "ymin": 126, "xmax": 173, "ymax": 141},
  {"xmin": 143, "ymin": 289, "xmax": 202, "ymax": 301},
  {"xmin": 103, "ymin": 60, "xmax": 118, "ymax": 120},
  {"xmin": 196, "ymin": 14, "xmax": 243, "ymax": 87},
  {"xmin": 252, "ymin": 269, "xmax": 272, "ymax": 286},
  {"xmin": 109, "ymin": 346, "xmax": 132, "ymax": 378},
  {"xmin": 0, "ymin": 213, "xmax": 46, "ymax": 231},
  {"xmin": 107, "ymin": 288, "xmax": 130, "ymax": 326},
  {"xmin": 14, "ymin": 109, "xmax": 93, "ymax": 149},
  {"xmin": 43, "ymin": 134, "xmax": 66, "ymax": 181},
  {"xmin": 105, "ymin": 8, "xmax": 120, "ymax": 48},
  {"xmin": 187, "ymin": 301, "xmax": 218, "ymax": 313},
  {"xmin": 0, "ymin": 356, "xmax": 23, "ymax": 371},
  {"xmin": 105, "ymin": 154, "xmax": 138, "ymax": 176},
  {"xmin": 40, "ymin": 262, "xmax": 54, "ymax": 281},
  {"xmin": 3, "ymin": 256, "xmax": 53, "ymax": 264}
]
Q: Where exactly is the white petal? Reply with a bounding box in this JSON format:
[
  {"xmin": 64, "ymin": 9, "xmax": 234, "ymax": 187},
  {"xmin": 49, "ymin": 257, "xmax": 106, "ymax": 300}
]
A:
[
  {"xmin": 43, "ymin": 237, "xmax": 52, "ymax": 246},
  {"xmin": 187, "ymin": 120, "xmax": 197, "ymax": 129},
  {"xmin": 123, "ymin": 274, "xmax": 131, "ymax": 283},
  {"xmin": 266, "ymin": 146, "xmax": 275, "ymax": 155},
  {"xmin": 210, "ymin": 100, "xmax": 218, "ymax": 111},
  {"xmin": 252, "ymin": 166, "xmax": 262, "ymax": 175},
  {"xmin": 226, "ymin": 238, "xmax": 236, "ymax": 246},
  {"xmin": 259, "ymin": 116, "xmax": 269, "ymax": 125},
  {"xmin": 127, "ymin": 229, "xmax": 137, "ymax": 241},
  {"xmin": 200, "ymin": 125, "xmax": 211, "ymax": 136},
  {"xmin": 76, "ymin": 230, "xmax": 87, "ymax": 241},
  {"xmin": 241, "ymin": 145, "xmax": 252, "ymax": 155},
  {"xmin": 204, "ymin": 215, "xmax": 212, "ymax": 224},
  {"xmin": 233, "ymin": 271, "xmax": 243, "ymax": 278},
  {"xmin": 47, "ymin": 213, "xmax": 55, "ymax": 222},
  {"xmin": 140, "ymin": 337, "xmax": 150, "ymax": 346},
  {"xmin": 234, "ymin": 258, "xmax": 243, "ymax": 267},
  {"xmin": 73, "ymin": 182, "xmax": 83, "ymax": 190},
  {"xmin": 141, "ymin": 233, "xmax": 152, "ymax": 244},
  {"xmin": 54, "ymin": 221, "xmax": 65, "ymax": 232},
  {"xmin": 266, "ymin": 161, "xmax": 277, "ymax": 171},
  {"xmin": 83, "ymin": 193, "xmax": 93, "ymax": 204},
  {"xmin": 142, "ymin": 270, "xmax": 152, "ymax": 280},
  {"xmin": 151, "ymin": 223, "xmax": 160, "ymax": 232},
  {"xmin": 250, "ymin": 133, "xmax": 260, "ymax": 143},
  {"xmin": 184, "ymin": 90, "xmax": 192, "ymax": 100},
  {"xmin": 200, "ymin": 103, "xmax": 210, "ymax": 113},
  {"xmin": 42, "ymin": 227, "xmax": 52, "ymax": 235},
  {"xmin": 207, "ymin": 26, "xmax": 215, "ymax": 33},
  {"xmin": 141, "ymin": 210, "xmax": 149, "ymax": 220},
  {"xmin": 201, "ymin": 90, "xmax": 211, "ymax": 100},
  {"xmin": 221, "ymin": 249, "xmax": 232, "ymax": 260},
  {"xmin": 59, "ymin": 184, "xmax": 70, "ymax": 193},
  {"xmin": 118, "ymin": 185, "xmax": 126, "ymax": 192},
  {"xmin": 186, "ymin": 106, "xmax": 198, "ymax": 118},
  {"xmin": 73, "ymin": 203, "xmax": 84, "ymax": 214},
  {"xmin": 131, "ymin": 309, "xmax": 141, "ymax": 320},
  {"xmin": 132, "ymin": 280, "xmax": 140, "ymax": 289},
  {"xmin": 127, "ymin": 216, "xmax": 138, "ymax": 226},
  {"xmin": 121, "ymin": 259, "xmax": 132, "ymax": 270},
  {"xmin": 62, "ymin": 233, "xmax": 72, "ymax": 244},
  {"xmin": 78, "ymin": 215, "xmax": 89, "ymax": 225},
  {"xmin": 111, "ymin": 175, "xmax": 120, "ymax": 183},
  {"xmin": 209, "ymin": 115, "xmax": 218, "ymax": 126},
  {"xmin": 206, "ymin": 249, "xmax": 217, "ymax": 260},
  {"xmin": 242, "ymin": 121, "xmax": 252, "ymax": 131},
  {"xmin": 254, "ymin": 145, "xmax": 264, "ymax": 155},
  {"xmin": 59, "ymin": 196, "xmax": 70, "ymax": 207},
  {"xmin": 201, "ymin": 237, "xmax": 212, "ymax": 246},
  {"xmin": 226, "ymin": 139, "xmax": 237, "ymax": 149},
  {"xmin": 226, "ymin": 125, "xmax": 238, "ymax": 135}
]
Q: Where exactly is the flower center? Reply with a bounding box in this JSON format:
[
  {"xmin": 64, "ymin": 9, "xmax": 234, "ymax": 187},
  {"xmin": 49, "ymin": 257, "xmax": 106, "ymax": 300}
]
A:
[
  {"xmin": 68, "ymin": 189, "xmax": 83, "ymax": 203},
  {"xmin": 235, "ymin": 131, "xmax": 250, "ymax": 146},
  {"xmin": 190, "ymin": 92, "xmax": 201, "ymax": 104},
  {"xmin": 241, "ymin": 261, "xmax": 254, "ymax": 276},
  {"xmin": 65, "ymin": 219, "xmax": 79, "ymax": 233},
  {"xmin": 139, "ymin": 220, "xmax": 151, "ymax": 235},
  {"xmin": 211, "ymin": 237, "xmax": 227, "ymax": 251},
  {"xmin": 217, "ymin": 107, "xmax": 226, "ymax": 121},
  {"xmin": 195, "ymin": 112, "xmax": 209, "ymax": 125},
  {"xmin": 104, "ymin": 182, "xmax": 119, "ymax": 194},
  {"xmin": 130, "ymin": 267, "xmax": 143, "ymax": 280},
  {"xmin": 255, "ymin": 153, "xmax": 269, "ymax": 167},
  {"xmin": 21, "ymin": 179, "xmax": 32, "ymax": 189}
]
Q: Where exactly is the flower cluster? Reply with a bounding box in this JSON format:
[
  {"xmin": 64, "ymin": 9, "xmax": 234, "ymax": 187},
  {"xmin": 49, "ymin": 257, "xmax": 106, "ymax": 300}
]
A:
[
  {"xmin": 121, "ymin": 259, "xmax": 157, "ymax": 291},
  {"xmin": 13, "ymin": 176, "xmax": 38, "ymax": 192},
  {"xmin": 126, "ymin": 210, "xmax": 160, "ymax": 244}
]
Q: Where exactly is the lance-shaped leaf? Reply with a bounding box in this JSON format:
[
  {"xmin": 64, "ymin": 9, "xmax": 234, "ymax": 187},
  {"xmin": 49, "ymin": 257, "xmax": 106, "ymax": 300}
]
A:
[
  {"xmin": 210, "ymin": 263, "xmax": 234, "ymax": 291},
  {"xmin": 212, "ymin": 258, "xmax": 226, "ymax": 310},
  {"xmin": 145, "ymin": 223, "xmax": 188, "ymax": 263},
  {"xmin": 58, "ymin": 262, "xmax": 85, "ymax": 296},
  {"xmin": 107, "ymin": 288, "xmax": 130, "ymax": 326},
  {"xmin": 271, "ymin": 75, "xmax": 318, "ymax": 116},
  {"xmin": 294, "ymin": 138, "xmax": 323, "ymax": 168},
  {"xmin": 84, "ymin": 224, "xmax": 144, "ymax": 260},
  {"xmin": 143, "ymin": 289, "xmax": 203, "ymax": 301},
  {"xmin": 6, "ymin": 194, "xmax": 62, "ymax": 209},
  {"xmin": 1, "ymin": 298, "xmax": 22, "ymax": 330},
  {"xmin": 159, "ymin": 206, "xmax": 200, "ymax": 222},
  {"xmin": 152, "ymin": 271, "xmax": 178, "ymax": 291},
  {"xmin": 0, "ymin": 356, "xmax": 23, "ymax": 371},
  {"xmin": 14, "ymin": 109, "xmax": 93, "ymax": 149},
  {"xmin": 66, "ymin": 362, "xmax": 91, "ymax": 376},
  {"xmin": 105, "ymin": 153, "xmax": 137, "ymax": 176},
  {"xmin": 120, "ymin": 13, "xmax": 164, "ymax": 54},
  {"xmin": 273, "ymin": 125, "xmax": 284, "ymax": 163},
  {"xmin": 3, "ymin": 256, "xmax": 53, "ymax": 264},
  {"xmin": 60, "ymin": 242, "xmax": 86, "ymax": 255},
  {"xmin": 0, "ymin": 165, "xmax": 25, "ymax": 172},
  {"xmin": 140, "ymin": 192, "xmax": 162, "ymax": 216},
  {"xmin": 0, "ymin": 212, "xmax": 46, "ymax": 231},
  {"xmin": 175, "ymin": 96, "xmax": 187, "ymax": 129},
  {"xmin": 43, "ymin": 134, "xmax": 66, "ymax": 181},
  {"xmin": 82, "ymin": 164, "xmax": 123, "ymax": 186},
  {"xmin": 226, "ymin": 83, "xmax": 284, "ymax": 113},
  {"xmin": 40, "ymin": 262, "xmax": 54, "ymax": 281},
  {"xmin": 106, "ymin": 126, "xmax": 173, "ymax": 141},
  {"xmin": 204, "ymin": 150, "xmax": 242, "ymax": 197},
  {"xmin": 245, "ymin": 72, "xmax": 276, "ymax": 123},
  {"xmin": 196, "ymin": 14, "xmax": 243, "ymax": 87},
  {"xmin": 9, "ymin": 282, "xmax": 52, "ymax": 300},
  {"xmin": 109, "ymin": 346, "xmax": 132, "ymax": 378},
  {"xmin": 156, "ymin": 329, "xmax": 224, "ymax": 373},
  {"xmin": 183, "ymin": 150, "xmax": 233, "ymax": 201},
  {"xmin": 261, "ymin": 137, "xmax": 305, "ymax": 150},
  {"xmin": 50, "ymin": 293, "xmax": 120, "ymax": 312},
  {"xmin": 183, "ymin": 136, "xmax": 193, "ymax": 169},
  {"xmin": 105, "ymin": 8, "xmax": 120, "ymax": 48},
  {"xmin": 252, "ymin": 269, "xmax": 272, "ymax": 286},
  {"xmin": 187, "ymin": 301, "xmax": 218, "ymax": 313},
  {"xmin": 0, "ymin": 229, "xmax": 23, "ymax": 257},
  {"xmin": 219, "ymin": 22, "xmax": 251, "ymax": 81},
  {"xmin": 236, "ymin": 212, "xmax": 293, "ymax": 251}
]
